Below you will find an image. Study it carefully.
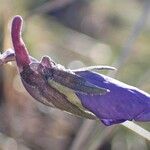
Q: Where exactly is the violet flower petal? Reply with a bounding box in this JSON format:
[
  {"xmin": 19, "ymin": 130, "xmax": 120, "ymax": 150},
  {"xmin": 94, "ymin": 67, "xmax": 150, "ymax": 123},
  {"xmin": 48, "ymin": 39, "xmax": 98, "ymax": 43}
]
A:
[{"xmin": 75, "ymin": 71, "xmax": 150, "ymax": 126}]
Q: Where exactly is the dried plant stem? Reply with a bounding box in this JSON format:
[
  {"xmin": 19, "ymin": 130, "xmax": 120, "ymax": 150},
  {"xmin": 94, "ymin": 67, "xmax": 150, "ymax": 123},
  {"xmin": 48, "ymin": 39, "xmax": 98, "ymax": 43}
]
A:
[
  {"xmin": 70, "ymin": 120, "xmax": 95, "ymax": 150},
  {"xmin": 122, "ymin": 121, "xmax": 150, "ymax": 141},
  {"xmin": 112, "ymin": 0, "xmax": 150, "ymax": 71},
  {"xmin": 26, "ymin": 0, "xmax": 75, "ymax": 19}
]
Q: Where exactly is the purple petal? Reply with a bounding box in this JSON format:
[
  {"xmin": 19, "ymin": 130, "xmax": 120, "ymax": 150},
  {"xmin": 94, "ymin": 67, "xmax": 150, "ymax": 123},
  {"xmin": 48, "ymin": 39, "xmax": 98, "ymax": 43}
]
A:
[{"xmin": 75, "ymin": 71, "xmax": 150, "ymax": 125}]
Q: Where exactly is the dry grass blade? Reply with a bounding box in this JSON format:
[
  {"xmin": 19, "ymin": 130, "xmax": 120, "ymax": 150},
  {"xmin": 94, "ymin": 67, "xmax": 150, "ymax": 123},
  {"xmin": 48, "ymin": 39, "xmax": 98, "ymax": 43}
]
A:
[{"xmin": 122, "ymin": 121, "xmax": 150, "ymax": 141}]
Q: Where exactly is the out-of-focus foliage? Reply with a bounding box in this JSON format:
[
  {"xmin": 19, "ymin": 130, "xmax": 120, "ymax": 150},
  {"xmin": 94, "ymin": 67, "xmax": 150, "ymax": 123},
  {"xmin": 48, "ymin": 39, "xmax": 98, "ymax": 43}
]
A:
[{"xmin": 0, "ymin": 0, "xmax": 149, "ymax": 150}]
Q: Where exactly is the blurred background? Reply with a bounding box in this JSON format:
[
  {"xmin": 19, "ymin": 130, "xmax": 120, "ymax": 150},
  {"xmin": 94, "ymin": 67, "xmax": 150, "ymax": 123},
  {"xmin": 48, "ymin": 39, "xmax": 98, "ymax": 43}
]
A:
[{"xmin": 0, "ymin": 0, "xmax": 150, "ymax": 149}]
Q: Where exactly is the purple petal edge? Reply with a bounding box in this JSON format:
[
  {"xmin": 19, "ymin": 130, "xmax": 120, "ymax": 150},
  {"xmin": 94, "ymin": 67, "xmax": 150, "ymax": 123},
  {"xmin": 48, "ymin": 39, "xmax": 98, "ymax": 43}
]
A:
[{"xmin": 75, "ymin": 71, "xmax": 150, "ymax": 126}]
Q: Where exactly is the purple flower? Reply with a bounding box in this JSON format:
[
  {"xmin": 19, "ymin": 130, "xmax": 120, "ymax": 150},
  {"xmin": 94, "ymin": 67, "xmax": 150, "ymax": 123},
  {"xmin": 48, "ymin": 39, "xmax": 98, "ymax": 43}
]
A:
[
  {"xmin": 75, "ymin": 71, "xmax": 150, "ymax": 125},
  {"xmin": 3, "ymin": 15, "xmax": 150, "ymax": 126}
]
